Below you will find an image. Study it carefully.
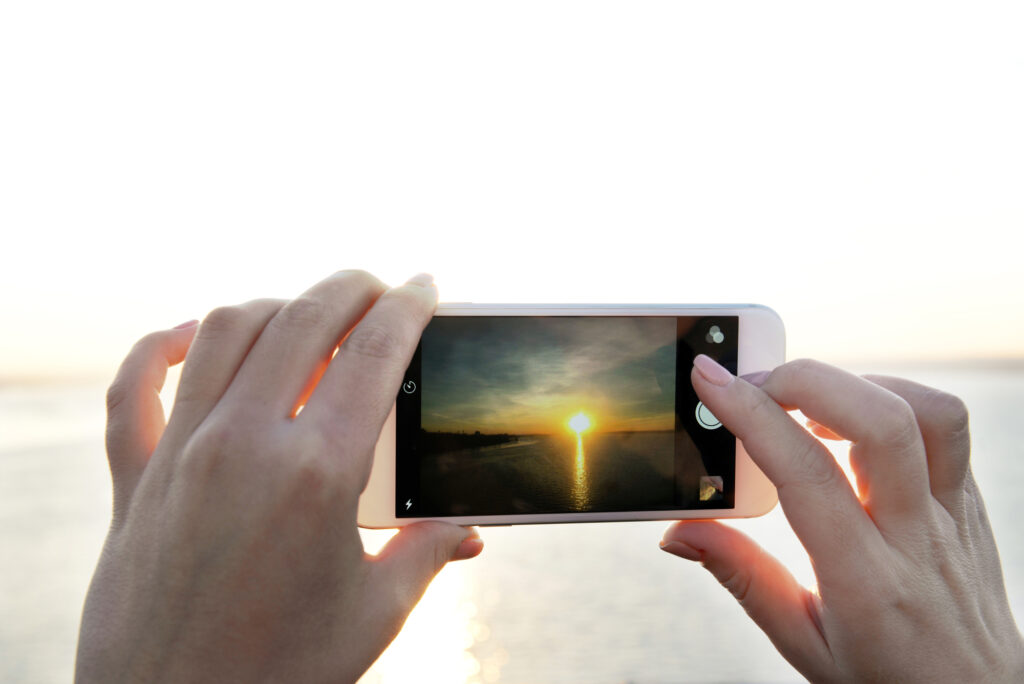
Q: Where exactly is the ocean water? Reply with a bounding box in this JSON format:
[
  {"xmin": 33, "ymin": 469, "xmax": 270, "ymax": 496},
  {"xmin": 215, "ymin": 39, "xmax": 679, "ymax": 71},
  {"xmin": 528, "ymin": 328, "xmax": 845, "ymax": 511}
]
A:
[
  {"xmin": 1, "ymin": 366, "xmax": 1022, "ymax": 683},
  {"xmin": 415, "ymin": 431, "xmax": 679, "ymax": 516}
]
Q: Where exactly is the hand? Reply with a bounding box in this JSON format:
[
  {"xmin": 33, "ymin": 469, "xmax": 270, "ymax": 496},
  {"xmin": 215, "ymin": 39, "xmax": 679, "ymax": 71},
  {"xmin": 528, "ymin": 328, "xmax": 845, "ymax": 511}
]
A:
[
  {"xmin": 661, "ymin": 357, "xmax": 1024, "ymax": 683},
  {"xmin": 75, "ymin": 270, "xmax": 482, "ymax": 684}
]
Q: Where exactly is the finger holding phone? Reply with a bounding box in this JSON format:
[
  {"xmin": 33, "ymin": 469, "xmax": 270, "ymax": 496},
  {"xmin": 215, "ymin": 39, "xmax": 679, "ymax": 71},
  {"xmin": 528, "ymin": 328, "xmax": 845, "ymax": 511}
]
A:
[
  {"xmin": 76, "ymin": 271, "xmax": 482, "ymax": 684},
  {"xmin": 662, "ymin": 356, "xmax": 1024, "ymax": 682}
]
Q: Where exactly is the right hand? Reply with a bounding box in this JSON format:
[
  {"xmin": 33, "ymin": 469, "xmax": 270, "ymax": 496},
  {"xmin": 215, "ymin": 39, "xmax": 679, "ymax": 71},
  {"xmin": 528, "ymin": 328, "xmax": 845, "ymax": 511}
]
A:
[{"xmin": 661, "ymin": 356, "xmax": 1024, "ymax": 682}]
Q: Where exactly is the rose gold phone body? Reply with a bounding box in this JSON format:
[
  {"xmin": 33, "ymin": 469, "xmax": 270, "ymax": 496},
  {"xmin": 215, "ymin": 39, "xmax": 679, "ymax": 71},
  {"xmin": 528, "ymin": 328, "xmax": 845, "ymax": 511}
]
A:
[{"xmin": 358, "ymin": 303, "xmax": 784, "ymax": 528}]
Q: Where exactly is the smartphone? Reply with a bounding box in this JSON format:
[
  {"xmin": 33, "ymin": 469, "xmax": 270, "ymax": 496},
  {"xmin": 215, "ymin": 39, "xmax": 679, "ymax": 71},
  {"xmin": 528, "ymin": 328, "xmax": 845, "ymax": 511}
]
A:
[{"xmin": 357, "ymin": 304, "xmax": 784, "ymax": 528}]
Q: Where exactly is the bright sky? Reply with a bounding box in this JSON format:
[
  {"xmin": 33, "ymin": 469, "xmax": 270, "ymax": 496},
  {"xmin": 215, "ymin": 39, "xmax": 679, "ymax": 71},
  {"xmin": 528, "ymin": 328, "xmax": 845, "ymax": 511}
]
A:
[{"xmin": 1, "ymin": 1, "xmax": 1022, "ymax": 380}]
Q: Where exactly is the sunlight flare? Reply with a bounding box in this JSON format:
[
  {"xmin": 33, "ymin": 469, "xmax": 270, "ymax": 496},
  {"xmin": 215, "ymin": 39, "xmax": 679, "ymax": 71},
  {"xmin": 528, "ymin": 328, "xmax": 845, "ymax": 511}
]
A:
[{"xmin": 568, "ymin": 412, "xmax": 591, "ymax": 435}]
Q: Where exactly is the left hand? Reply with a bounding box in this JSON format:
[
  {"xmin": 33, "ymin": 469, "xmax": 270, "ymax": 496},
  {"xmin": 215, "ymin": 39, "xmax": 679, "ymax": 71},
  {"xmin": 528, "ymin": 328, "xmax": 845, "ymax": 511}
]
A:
[{"xmin": 76, "ymin": 270, "xmax": 483, "ymax": 684}]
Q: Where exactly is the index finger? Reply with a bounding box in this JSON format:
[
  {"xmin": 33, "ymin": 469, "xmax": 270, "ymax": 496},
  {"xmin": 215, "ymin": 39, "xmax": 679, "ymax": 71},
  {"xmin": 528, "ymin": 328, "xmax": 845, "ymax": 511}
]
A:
[
  {"xmin": 298, "ymin": 274, "xmax": 438, "ymax": 472},
  {"xmin": 754, "ymin": 360, "xmax": 932, "ymax": 528},
  {"xmin": 691, "ymin": 355, "xmax": 883, "ymax": 585}
]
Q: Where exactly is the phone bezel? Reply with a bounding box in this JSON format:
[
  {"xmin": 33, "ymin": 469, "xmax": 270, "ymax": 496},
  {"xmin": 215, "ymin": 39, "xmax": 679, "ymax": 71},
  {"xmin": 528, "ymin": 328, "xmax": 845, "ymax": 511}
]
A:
[{"xmin": 357, "ymin": 303, "xmax": 784, "ymax": 528}]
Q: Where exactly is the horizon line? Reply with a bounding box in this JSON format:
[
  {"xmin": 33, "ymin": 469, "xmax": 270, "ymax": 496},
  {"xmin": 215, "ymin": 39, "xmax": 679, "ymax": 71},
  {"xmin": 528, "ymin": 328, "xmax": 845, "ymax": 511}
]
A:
[{"xmin": 4, "ymin": 354, "xmax": 1024, "ymax": 387}]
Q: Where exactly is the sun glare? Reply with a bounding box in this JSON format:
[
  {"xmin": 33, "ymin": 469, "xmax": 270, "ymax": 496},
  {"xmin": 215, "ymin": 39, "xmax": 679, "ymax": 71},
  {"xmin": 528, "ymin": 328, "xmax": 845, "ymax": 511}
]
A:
[{"xmin": 568, "ymin": 412, "xmax": 591, "ymax": 434}]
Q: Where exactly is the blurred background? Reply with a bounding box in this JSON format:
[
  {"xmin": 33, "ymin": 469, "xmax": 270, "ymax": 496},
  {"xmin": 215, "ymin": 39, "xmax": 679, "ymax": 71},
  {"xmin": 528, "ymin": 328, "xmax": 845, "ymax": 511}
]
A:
[{"xmin": 1, "ymin": 2, "xmax": 1022, "ymax": 682}]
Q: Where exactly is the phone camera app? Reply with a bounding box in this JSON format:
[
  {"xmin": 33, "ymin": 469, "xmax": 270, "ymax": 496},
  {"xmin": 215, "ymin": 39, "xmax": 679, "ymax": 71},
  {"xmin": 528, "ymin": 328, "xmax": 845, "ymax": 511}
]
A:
[{"xmin": 397, "ymin": 314, "xmax": 739, "ymax": 516}]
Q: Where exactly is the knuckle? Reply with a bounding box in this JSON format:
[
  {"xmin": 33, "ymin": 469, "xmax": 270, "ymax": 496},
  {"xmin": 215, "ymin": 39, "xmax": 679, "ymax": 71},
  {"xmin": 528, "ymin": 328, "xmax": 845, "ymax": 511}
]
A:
[
  {"xmin": 199, "ymin": 305, "xmax": 249, "ymax": 338},
  {"xmin": 244, "ymin": 297, "xmax": 288, "ymax": 318},
  {"xmin": 274, "ymin": 296, "xmax": 328, "ymax": 331},
  {"xmin": 378, "ymin": 284, "xmax": 435, "ymax": 322},
  {"xmin": 719, "ymin": 565, "xmax": 755, "ymax": 605},
  {"xmin": 288, "ymin": 454, "xmax": 333, "ymax": 508},
  {"xmin": 120, "ymin": 330, "xmax": 164, "ymax": 366},
  {"xmin": 106, "ymin": 329, "xmax": 168, "ymax": 413},
  {"xmin": 743, "ymin": 383, "xmax": 779, "ymax": 423},
  {"xmin": 874, "ymin": 397, "xmax": 921, "ymax": 450},
  {"xmin": 334, "ymin": 269, "xmax": 387, "ymax": 295},
  {"xmin": 790, "ymin": 438, "xmax": 837, "ymax": 489},
  {"xmin": 774, "ymin": 358, "xmax": 824, "ymax": 391},
  {"xmin": 780, "ymin": 357, "xmax": 821, "ymax": 379},
  {"xmin": 133, "ymin": 330, "xmax": 166, "ymax": 351},
  {"xmin": 184, "ymin": 419, "xmax": 242, "ymax": 467},
  {"xmin": 384, "ymin": 283, "xmax": 425, "ymax": 304},
  {"xmin": 927, "ymin": 390, "xmax": 972, "ymax": 487},
  {"xmin": 785, "ymin": 357, "xmax": 819, "ymax": 373},
  {"xmin": 344, "ymin": 324, "xmax": 404, "ymax": 360},
  {"xmin": 928, "ymin": 390, "xmax": 970, "ymax": 437}
]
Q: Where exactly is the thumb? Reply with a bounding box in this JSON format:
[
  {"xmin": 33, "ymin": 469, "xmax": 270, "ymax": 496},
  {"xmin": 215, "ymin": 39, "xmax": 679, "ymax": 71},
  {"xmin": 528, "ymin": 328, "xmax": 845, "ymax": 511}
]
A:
[
  {"xmin": 661, "ymin": 520, "xmax": 834, "ymax": 682},
  {"xmin": 372, "ymin": 522, "xmax": 483, "ymax": 616},
  {"xmin": 105, "ymin": 321, "xmax": 198, "ymax": 522}
]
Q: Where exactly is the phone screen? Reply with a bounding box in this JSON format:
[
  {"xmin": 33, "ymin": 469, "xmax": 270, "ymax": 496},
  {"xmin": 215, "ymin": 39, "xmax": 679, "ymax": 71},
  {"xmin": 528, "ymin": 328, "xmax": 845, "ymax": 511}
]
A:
[{"xmin": 395, "ymin": 315, "xmax": 738, "ymax": 518}]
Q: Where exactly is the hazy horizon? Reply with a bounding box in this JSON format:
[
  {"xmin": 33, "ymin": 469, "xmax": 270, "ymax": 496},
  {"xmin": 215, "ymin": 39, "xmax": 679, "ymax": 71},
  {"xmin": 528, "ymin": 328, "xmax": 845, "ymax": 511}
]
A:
[{"xmin": 4, "ymin": 352, "xmax": 1024, "ymax": 387}]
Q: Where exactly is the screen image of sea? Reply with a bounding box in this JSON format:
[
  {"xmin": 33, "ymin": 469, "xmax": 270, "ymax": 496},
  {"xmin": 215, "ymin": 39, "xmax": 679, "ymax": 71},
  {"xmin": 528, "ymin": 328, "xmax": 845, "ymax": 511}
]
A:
[{"xmin": 411, "ymin": 316, "xmax": 681, "ymax": 516}]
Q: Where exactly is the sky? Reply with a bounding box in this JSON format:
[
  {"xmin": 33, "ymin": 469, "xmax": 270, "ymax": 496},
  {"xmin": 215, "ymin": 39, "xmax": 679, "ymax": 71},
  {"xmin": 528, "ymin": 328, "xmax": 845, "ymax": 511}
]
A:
[
  {"xmin": 421, "ymin": 316, "xmax": 677, "ymax": 435},
  {"xmin": 1, "ymin": 2, "xmax": 1023, "ymax": 381}
]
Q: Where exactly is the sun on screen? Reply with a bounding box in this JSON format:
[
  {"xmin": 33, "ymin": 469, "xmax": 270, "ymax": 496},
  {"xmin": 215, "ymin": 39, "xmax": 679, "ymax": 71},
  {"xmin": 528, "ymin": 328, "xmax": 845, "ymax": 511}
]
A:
[{"xmin": 568, "ymin": 412, "xmax": 591, "ymax": 435}]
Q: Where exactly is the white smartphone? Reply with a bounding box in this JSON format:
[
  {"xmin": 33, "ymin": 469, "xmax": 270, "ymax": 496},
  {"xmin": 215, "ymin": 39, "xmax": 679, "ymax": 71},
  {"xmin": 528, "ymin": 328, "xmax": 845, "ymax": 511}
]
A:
[{"xmin": 358, "ymin": 303, "xmax": 785, "ymax": 528}]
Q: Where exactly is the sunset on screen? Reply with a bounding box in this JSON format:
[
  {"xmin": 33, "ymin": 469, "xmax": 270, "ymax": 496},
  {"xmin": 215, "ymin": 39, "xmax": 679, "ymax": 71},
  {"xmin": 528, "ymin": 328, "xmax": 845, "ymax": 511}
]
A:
[{"xmin": 413, "ymin": 316, "xmax": 681, "ymax": 516}]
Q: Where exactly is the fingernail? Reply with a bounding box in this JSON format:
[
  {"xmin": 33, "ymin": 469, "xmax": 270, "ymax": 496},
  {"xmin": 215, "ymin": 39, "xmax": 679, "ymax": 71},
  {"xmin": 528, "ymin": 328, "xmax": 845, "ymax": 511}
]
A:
[
  {"xmin": 173, "ymin": 319, "xmax": 199, "ymax": 330},
  {"xmin": 454, "ymin": 537, "xmax": 484, "ymax": 561},
  {"xmin": 741, "ymin": 370, "xmax": 770, "ymax": 387},
  {"xmin": 407, "ymin": 273, "xmax": 435, "ymax": 287},
  {"xmin": 693, "ymin": 354, "xmax": 734, "ymax": 387},
  {"xmin": 659, "ymin": 540, "xmax": 701, "ymax": 562}
]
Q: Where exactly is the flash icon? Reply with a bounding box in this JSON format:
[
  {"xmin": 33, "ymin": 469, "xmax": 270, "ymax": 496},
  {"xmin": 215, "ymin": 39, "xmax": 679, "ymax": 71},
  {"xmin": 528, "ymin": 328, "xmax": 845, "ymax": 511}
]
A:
[{"xmin": 405, "ymin": 499, "xmax": 412, "ymax": 510}]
